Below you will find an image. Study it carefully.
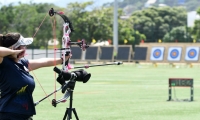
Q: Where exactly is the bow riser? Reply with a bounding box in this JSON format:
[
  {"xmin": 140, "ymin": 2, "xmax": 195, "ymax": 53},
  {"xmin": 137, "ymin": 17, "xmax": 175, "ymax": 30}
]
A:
[{"xmin": 62, "ymin": 22, "xmax": 71, "ymax": 72}]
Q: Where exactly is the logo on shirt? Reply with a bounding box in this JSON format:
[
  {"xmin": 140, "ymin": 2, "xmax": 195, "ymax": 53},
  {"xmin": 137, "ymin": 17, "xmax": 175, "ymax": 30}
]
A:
[
  {"xmin": 17, "ymin": 85, "xmax": 28, "ymax": 95},
  {"xmin": 15, "ymin": 85, "xmax": 29, "ymax": 110}
]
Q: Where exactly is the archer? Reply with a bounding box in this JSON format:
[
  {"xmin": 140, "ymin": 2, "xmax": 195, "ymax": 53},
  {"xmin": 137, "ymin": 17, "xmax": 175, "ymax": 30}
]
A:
[{"xmin": 0, "ymin": 32, "xmax": 90, "ymax": 119}]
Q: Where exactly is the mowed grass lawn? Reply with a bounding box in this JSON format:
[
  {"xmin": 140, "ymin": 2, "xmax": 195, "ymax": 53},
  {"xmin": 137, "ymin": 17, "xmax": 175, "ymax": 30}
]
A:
[{"xmin": 32, "ymin": 63, "xmax": 200, "ymax": 120}]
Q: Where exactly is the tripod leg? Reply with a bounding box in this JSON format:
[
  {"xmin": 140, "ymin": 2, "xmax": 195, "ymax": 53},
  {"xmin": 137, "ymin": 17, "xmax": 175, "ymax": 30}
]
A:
[
  {"xmin": 67, "ymin": 108, "xmax": 72, "ymax": 120},
  {"xmin": 72, "ymin": 108, "xmax": 79, "ymax": 120},
  {"xmin": 63, "ymin": 108, "xmax": 69, "ymax": 120}
]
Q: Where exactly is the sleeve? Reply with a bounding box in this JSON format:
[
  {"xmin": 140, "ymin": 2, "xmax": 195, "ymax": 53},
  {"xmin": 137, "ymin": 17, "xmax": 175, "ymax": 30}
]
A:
[
  {"xmin": 19, "ymin": 58, "xmax": 29, "ymax": 68},
  {"xmin": 0, "ymin": 57, "xmax": 10, "ymax": 68}
]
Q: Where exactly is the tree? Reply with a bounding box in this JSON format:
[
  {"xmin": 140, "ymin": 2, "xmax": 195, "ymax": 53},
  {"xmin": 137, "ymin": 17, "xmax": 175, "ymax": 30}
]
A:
[
  {"xmin": 131, "ymin": 6, "xmax": 187, "ymax": 42},
  {"xmin": 0, "ymin": 4, "xmax": 15, "ymax": 34},
  {"xmin": 0, "ymin": 1, "xmax": 145, "ymax": 48},
  {"xmin": 65, "ymin": 1, "xmax": 145, "ymax": 47},
  {"xmin": 65, "ymin": 2, "xmax": 114, "ymax": 43},
  {"xmin": 0, "ymin": 3, "xmax": 60, "ymax": 49},
  {"xmin": 118, "ymin": 16, "xmax": 146, "ymax": 47},
  {"xmin": 11, "ymin": 3, "xmax": 59, "ymax": 49},
  {"xmin": 191, "ymin": 7, "xmax": 200, "ymax": 41},
  {"xmin": 163, "ymin": 26, "xmax": 192, "ymax": 42},
  {"xmin": 103, "ymin": 0, "xmax": 147, "ymax": 15}
]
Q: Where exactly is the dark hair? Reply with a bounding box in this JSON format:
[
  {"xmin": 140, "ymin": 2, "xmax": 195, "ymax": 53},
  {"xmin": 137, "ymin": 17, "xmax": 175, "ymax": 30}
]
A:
[{"xmin": 0, "ymin": 33, "xmax": 20, "ymax": 48}]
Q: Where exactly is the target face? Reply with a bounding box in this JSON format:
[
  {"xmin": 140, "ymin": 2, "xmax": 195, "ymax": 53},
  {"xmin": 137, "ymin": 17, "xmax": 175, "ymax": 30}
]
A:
[
  {"xmin": 150, "ymin": 47, "xmax": 164, "ymax": 61},
  {"xmin": 153, "ymin": 49, "xmax": 161, "ymax": 58},
  {"xmin": 168, "ymin": 47, "xmax": 182, "ymax": 61},
  {"xmin": 170, "ymin": 49, "xmax": 179, "ymax": 59},
  {"xmin": 188, "ymin": 49, "xmax": 197, "ymax": 58},
  {"xmin": 185, "ymin": 47, "xmax": 199, "ymax": 61}
]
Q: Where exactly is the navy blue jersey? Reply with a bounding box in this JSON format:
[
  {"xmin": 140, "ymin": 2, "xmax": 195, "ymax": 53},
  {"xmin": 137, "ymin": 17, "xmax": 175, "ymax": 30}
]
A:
[{"xmin": 0, "ymin": 57, "xmax": 35, "ymax": 116}]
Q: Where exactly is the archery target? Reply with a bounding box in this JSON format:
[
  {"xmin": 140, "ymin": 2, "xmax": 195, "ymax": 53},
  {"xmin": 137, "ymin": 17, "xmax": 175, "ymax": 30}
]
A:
[
  {"xmin": 150, "ymin": 47, "xmax": 164, "ymax": 61},
  {"xmin": 185, "ymin": 47, "xmax": 199, "ymax": 61},
  {"xmin": 167, "ymin": 47, "xmax": 182, "ymax": 61}
]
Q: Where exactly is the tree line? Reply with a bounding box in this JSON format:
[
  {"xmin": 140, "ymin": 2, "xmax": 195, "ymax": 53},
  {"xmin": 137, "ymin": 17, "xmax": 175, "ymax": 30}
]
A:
[
  {"xmin": 105, "ymin": 0, "xmax": 200, "ymax": 15},
  {"xmin": 0, "ymin": 1, "xmax": 200, "ymax": 49}
]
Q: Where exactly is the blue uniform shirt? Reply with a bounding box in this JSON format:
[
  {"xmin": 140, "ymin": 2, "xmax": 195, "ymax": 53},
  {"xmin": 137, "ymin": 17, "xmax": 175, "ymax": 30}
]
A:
[{"xmin": 0, "ymin": 57, "xmax": 35, "ymax": 116}]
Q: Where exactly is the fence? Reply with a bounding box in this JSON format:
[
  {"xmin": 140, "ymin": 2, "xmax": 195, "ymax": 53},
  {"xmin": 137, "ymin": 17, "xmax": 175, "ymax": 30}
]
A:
[
  {"xmin": 25, "ymin": 45, "xmax": 133, "ymax": 62},
  {"xmin": 26, "ymin": 43, "xmax": 200, "ymax": 64}
]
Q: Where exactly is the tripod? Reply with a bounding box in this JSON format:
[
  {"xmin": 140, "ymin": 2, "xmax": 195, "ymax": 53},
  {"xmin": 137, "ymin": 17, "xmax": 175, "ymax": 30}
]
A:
[{"xmin": 63, "ymin": 81, "xmax": 79, "ymax": 120}]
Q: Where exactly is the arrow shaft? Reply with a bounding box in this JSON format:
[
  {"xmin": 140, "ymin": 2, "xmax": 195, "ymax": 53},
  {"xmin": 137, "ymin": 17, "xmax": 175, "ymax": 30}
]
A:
[{"xmin": 74, "ymin": 62, "xmax": 123, "ymax": 69}]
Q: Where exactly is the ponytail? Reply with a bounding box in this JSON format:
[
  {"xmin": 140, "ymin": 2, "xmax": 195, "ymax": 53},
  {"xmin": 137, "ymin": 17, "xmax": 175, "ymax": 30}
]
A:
[{"xmin": 0, "ymin": 34, "xmax": 4, "ymax": 46}]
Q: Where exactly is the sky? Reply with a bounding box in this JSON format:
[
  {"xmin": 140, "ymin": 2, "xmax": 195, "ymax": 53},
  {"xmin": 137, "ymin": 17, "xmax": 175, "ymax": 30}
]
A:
[{"xmin": 0, "ymin": 0, "xmax": 114, "ymax": 8}]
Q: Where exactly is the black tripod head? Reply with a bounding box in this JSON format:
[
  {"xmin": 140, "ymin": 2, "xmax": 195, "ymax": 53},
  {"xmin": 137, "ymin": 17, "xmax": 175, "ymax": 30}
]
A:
[{"xmin": 53, "ymin": 67, "xmax": 91, "ymax": 93}]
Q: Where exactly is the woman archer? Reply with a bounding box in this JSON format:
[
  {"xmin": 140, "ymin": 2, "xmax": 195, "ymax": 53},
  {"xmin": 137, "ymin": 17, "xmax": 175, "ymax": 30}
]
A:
[{"xmin": 0, "ymin": 32, "xmax": 91, "ymax": 120}]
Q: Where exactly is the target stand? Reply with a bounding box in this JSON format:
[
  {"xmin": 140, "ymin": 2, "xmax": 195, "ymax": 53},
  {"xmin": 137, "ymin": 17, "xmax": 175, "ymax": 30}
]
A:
[{"xmin": 167, "ymin": 78, "xmax": 193, "ymax": 102}]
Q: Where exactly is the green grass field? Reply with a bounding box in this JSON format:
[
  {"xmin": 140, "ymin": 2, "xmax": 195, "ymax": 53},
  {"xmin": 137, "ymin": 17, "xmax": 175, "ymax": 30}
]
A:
[{"xmin": 32, "ymin": 63, "xmax": 200, "ymax": 120}]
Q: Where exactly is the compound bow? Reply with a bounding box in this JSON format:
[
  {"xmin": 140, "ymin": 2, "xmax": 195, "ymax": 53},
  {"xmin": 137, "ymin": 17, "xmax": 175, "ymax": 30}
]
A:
[
  {"xmin": 34, "ymin": 8, "xmax": 123, "ymax": 107},
  {"xmin": 34, "ymin": 8, "xmax": 89, "ymax": 106}
]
